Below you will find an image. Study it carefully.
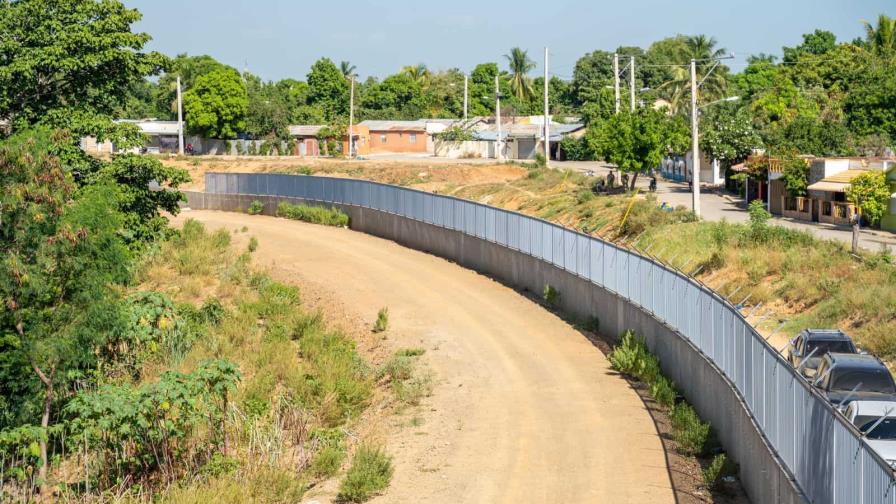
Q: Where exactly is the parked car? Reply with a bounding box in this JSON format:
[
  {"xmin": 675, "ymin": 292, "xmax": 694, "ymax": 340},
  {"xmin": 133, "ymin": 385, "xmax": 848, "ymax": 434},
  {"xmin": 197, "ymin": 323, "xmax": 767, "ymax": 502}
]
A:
[
  {"xmin": 844, "ymin": 400, "xmax": 896, "ymax": 467},
  {"xmin": 812, "ymin": 353, "xmax": 896, "ymax": 410},
  {"xmin": 787, "ymin": 329, "xmax": 858, "ymax": 378}
]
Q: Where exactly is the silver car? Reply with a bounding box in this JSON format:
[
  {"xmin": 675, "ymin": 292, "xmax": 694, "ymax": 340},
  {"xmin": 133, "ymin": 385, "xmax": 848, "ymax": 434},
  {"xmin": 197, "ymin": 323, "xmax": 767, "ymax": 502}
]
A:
[{"xmin": 844, "ymin": 400, "xmax": 896, "ymax": 468}]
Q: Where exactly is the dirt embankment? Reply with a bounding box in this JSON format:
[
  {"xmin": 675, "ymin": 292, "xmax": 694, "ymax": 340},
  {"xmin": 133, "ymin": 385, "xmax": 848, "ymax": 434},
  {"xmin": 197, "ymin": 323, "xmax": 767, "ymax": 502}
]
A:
[{"xmin": 176, "ymin": 210, "xmax": 675, "ymax": 504}]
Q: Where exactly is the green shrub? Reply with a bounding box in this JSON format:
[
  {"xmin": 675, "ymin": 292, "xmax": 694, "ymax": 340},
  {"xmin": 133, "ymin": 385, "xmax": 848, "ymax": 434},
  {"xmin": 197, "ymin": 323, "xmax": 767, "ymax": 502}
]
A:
[
  {"xmin": 200, "ymin": 297, "xmax": 226, "ymax": 325},
  {"xmin": 373, "ymin": 307, "xmax": 389, "ymax": 333},
  {"xmin": 702, "ymin": 453, "xmax": 737, "ymax": 491},
  {"xmin": 747, "ymin": 200, "xmax": 771, "ymax": 243},
  {"xmin": 248, "ymin": 200, "xmax": 265, "ymax": 215},
  {"xmin": 248, "ymin": 236, "xmax": 259, "ymax": 252},
  {"xmin": 338, "ymin": 445, "xmax": 393, "ymax": 502},
  {"xmin": 543, "ymin": 284, "xmax": 561, "ymax": 307},
  {"xmin": 650, "ymin": 376, "xmax": 677, "ymax": 408},
  {"xmin": 670, "ymin": 403, "xmax": 712, "ymax": 456},
  {"xmin": 310, "ymin": 428, "xmax": 347, "ymax": 478},
  {"xmin": 276, "ymin": 201, "xmax": 349, "ymax": 227}
]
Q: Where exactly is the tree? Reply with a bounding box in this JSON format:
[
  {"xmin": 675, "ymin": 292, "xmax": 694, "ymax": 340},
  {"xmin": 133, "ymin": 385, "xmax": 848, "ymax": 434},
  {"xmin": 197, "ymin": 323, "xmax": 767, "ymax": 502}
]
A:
[
  {"xmin": 307, "ymin": 58, "xmax": 350, "ymax": 121},
  {"xmin": 701, "ymin": 103, "xmax": 762, "ymax": 164},
  {"xmin": 0, "ymin": 130, "xmax": 131, "ymax": 492},
  {"xmin": 778, "ymin": 151, "xmax": 810, "ymax": 197},
  {"xmin": 845, "ymin": 60, "xmax": 896, "ymax": 142},
  {"xmin": 468, "ymin": 63, "xmax": 509, "ymax": 116},
  {"xmin": 244, "ymin": 73, "xmax": 292, "ymax": 140},
  {"xmin": 571, "ymin": 50, "xmax": 614, "ymax": 106},
  {"xmin": 340, "ymin": 61, "xmax": 358, "ymax": 79},
  {"xmin": 422, "ymin": 69, "xmax": 465, "ymax": 117},
  {"xmin": 863, "ymin": 14, "xmax": 896, "ymax": 54},
  {"xmin": 360, "ymin": 73, "xmax": 426, "ymax": 120},
  {"xmin": 505, "ymin": 47, "xmax": 535, "ymax": 101},
  {"xmin": 589, "ymin": 108, "xmax": 690, "ymax": 189},
  {"xmin": 657, "ymin": 35, "xmax": 730, "ymax": 114},
  {"xmin": 0, "ymin": 0, "xmax": 168, "ymax": 131},
  {"xmin": 153, "ymin": 54, "xmax": 234, "ymax": 120},
  {"xmin": 401, "ymin": 64, "xmax": 430, "ymax": 86},
  {"xmin": 847, "ymin": 170, "xmax": 891, "ymax": 227},
  {"xmin": 783, "ymin": 29, "xmax": 837, "ymax": 63},
  {"xmin": 183, "ymin": 68, "xmax": 248, "ymax": 139}
]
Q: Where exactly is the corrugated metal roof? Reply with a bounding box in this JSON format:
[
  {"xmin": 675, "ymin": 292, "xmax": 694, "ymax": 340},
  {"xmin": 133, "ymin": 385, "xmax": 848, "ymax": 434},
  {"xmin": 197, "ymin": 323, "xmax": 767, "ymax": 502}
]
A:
[
  {"xmin": 288, "ymin": 125, "xmax": 325, "ymax": 136},
  {"xmin": 358, "ymin": 120, "xmax": 427, "ymax": 131},
  {"xmin": 473, "ymin": 123, "xmax": 584, "ymax": 141}
]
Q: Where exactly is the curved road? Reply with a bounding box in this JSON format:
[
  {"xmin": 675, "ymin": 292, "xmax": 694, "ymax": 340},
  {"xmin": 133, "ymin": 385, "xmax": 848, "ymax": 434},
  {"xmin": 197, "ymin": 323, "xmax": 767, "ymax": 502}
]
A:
[{"xmin": 179, "ymin": 210, "xmax": 674, "ymax": 503}]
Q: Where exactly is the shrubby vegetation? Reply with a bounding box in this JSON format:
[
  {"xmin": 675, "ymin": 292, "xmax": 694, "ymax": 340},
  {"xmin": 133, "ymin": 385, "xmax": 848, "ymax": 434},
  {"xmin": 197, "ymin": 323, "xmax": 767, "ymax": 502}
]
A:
[{"xmin": 276, "ymin": 201, "xmax": 350, "ymax": 227}]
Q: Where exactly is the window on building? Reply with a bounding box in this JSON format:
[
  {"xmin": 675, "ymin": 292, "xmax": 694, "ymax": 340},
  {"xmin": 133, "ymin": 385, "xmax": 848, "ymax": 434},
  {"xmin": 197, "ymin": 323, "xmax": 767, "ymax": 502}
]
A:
[
  {"xmin": 380, "ymin": 134, "xmax": 387, "ymax": 143},
  {"xmin": 410, "ymin": 133, "xmax": 417, "ymax": 144}
]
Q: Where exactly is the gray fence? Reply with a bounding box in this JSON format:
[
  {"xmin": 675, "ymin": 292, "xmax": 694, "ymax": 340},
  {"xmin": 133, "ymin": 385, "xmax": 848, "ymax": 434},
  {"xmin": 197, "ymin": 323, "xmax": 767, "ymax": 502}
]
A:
[{"xmin": 204, "ymin": 172, "xmax": 896, "ymax": 503}]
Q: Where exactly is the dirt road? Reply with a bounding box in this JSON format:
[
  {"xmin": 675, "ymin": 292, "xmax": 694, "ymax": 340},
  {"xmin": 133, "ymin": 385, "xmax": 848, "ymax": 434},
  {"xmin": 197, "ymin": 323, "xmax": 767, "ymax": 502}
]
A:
[{"xmin": 178, "ymin": 210, "xmax": 674, "ymax": 504}]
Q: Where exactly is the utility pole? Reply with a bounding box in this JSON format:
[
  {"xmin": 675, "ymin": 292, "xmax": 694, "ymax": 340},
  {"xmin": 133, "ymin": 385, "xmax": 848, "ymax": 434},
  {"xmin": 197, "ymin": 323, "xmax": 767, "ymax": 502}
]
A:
[
  {"xmin": 176, "ymin": 76, "xmax": 184, "ymax": 155},
  {"xmin": 495, "ymin": 74, "xmax": 503, "ymax": 161},
  {"xmin": 463, "ymin": 74, "xmax": 469, "ymax": 121},
  {"xmin": 690, "ymin": 59, "xmax": 701, "ymax": 217},
  {"xmin": 629, "ymin": 56, "xmax": 636, "ymax": 112},
  {"xmin": 613, "ymin": 53, "xmax": 620, "ymax": 114},
  {"xmin": 348, "ymin": 76, "xmax": 355, "ymax": 158},
  {"xmin": 543, "ymin": 46, "xmax": 550, "ymax": 167}
]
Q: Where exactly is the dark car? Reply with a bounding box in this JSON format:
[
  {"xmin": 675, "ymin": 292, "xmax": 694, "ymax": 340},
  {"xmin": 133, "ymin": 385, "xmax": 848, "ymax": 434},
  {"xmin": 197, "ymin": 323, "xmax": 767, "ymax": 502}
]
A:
[
  {"xmin": 813, "ymin": 353, "xmax": 896, "ymax": 410},
  {"xmin": 787, "ymin": 329, "xmax": 858, "ymax": 378}
]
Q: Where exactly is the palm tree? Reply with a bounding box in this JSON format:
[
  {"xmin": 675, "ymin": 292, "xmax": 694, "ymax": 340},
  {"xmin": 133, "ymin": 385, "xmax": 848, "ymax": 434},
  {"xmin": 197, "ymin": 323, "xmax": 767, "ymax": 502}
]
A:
[
  {"xmin": 656, "ymin": 36, "xmax": 729, "ymax": 114},
  {"xmin": 504, "ymin": 47, "xmax": 535, "ymax": 100},
  {"xmin": 402, "ymin": 64, "xmax": 430, "ymax": 86},
  {"xmin": 863, "ymin": 14, "xmax": 896, "ymax": 54},
  {"xmin": 340, "ymin": 61, "xmax": 357, "ymax": 79}
]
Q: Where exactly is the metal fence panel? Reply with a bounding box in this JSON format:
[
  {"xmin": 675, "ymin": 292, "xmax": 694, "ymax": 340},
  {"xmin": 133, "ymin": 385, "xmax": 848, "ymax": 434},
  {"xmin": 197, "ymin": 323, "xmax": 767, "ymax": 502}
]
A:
[{"xmin": 203, "ymin": 173, "xmax": 896, "ymax": 503}]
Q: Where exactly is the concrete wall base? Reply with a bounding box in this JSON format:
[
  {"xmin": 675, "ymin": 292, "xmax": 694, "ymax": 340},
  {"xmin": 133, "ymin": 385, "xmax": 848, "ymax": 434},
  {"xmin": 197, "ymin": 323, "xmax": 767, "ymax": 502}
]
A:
[{"xmin": 183, "ymin": 191, "xmax": 808, "ymax": 504}]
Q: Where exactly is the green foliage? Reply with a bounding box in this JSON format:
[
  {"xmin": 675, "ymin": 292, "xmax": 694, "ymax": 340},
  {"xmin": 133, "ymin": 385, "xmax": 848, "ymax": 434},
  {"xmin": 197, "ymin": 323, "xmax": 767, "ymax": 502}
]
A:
[
  {"xmin": 436, "ymin": 125, "xmax": 475, "ymax": 142},
  {"xmin": 307, "ymin": 58, "xmax": 350, "ymax": 122},
  {"xmin": 248, "ymin": 200, "xmax": 265, "ymax": 215},
  {"xmin": 93, "ymin": 154, "xmax": 190, "ymax": 244},
  {"xmin": 670, "ymin": 403, "xmax": 713, "ymax": 456},
  {"xmin": 703, "ymin": 453, "xmax": 736, "ymax": 491},
  {"xmin": 701, "ymin": 103, "xmax": 762, "ymax": 163},
  {"xmin": 847, "ymin": 170, "xmax": 891, "ymax": 226},
  {"xmin": 505, "ymin": 47, "xmax": 536, "ymax": 100},
  {"xmin": 543, "ymin": 284, "xmax": 561, "ymax": 307},
  {"xmin": 0, "ymin": 0, "xmax": 168, "ymax": 130},
  {"xmin": 779, "ymin": 152, "xmax": 810, "ymax": 197},
  {"xmin": 589, "ymin": 108, "xmax": 689, "ymax": 177},
  {"xmin": 618, "ymin": 194, "xmax": 696, "ymax": 236},
  {"xmin": 248, "ymin": 236, "xmax": 259, "ymax": 252},
  {"xmin": 183, "ymin": 68, "xmax": 249, "ymax": 139},
  {"xmin": 559, "ymin": 135, "xmax": 593, "ymax": 161},
  {"xmin": 748, "ymin": 200, "xmax": 772, "ymax": 242},
  {"xmin": 276, "ymin": 201, "xmax": 350, "ymax": 227},
  {"xmin": 65, "ymin": 359, "xmax": 241, "ymax": 487},
  {"xmin": 373, "ymin": 307, "xmax": 389, "ymax": 333},
  {"xmin": 338, "ymin": 445, "xmax": 393, "ymax": 503}
]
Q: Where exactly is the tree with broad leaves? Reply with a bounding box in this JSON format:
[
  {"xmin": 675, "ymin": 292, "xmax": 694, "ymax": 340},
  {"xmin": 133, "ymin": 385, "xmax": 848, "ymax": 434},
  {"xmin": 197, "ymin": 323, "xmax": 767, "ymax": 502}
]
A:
[
  {"xmin": 183, "ymin": 68, "xmax": 248, "ymax": 139},
  {"xmin": 589, "ymin": 108, "xmax": 690, "ymax": 190},
  {"xmin": 0, "ymin": 0, "xmax": 168, "ymax": 131}
]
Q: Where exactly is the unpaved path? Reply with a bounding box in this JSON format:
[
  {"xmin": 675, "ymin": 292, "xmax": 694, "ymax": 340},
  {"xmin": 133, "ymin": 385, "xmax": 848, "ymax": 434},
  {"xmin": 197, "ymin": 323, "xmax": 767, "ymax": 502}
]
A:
[{"xmin": 177, "ymin": 210, "xmax": 674, "ymax": 504}]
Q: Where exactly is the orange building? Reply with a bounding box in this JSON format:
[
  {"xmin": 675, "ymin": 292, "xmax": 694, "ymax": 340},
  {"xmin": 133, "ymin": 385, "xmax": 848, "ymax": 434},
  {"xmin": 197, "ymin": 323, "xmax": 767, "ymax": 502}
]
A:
[{"xmin": 345, "ymin": 120, "xmax": 429, "ymax": 155}]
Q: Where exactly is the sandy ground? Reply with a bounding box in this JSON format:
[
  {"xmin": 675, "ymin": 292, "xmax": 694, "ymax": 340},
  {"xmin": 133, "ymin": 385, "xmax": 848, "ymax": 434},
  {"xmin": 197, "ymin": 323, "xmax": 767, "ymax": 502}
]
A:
[{"xmin": 175, "ymin": 210, "xmax": 675, "ymax": 504}]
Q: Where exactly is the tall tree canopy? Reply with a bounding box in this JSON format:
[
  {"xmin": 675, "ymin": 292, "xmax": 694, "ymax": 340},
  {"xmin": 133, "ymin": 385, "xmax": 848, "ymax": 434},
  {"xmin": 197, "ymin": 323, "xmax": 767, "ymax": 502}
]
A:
[
  {"xmin": 505, "ymin": 47, "xmax": 535, "ymax": 101},
  {"xmin": 0, "ymin": 0, "xmax": 167, "ymax": 130},
  {"xmin": 182, "ymin": 68, "xmax": 248, "ymax": 139}
]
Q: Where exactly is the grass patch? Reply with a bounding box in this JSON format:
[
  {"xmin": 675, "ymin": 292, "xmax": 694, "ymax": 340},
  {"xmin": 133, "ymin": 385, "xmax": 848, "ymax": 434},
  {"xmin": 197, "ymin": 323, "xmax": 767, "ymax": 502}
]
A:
[
  {"xmin": 338, "ymin": 445, "xmax": 393, "ymax": 503},
  {"xmin": 248, "ymin": 236, "xmax": 258, "ymax": 252},
  {"xmin": 543, "ymin": 284, "xmax": 561, "ymax": 307},
  {"xmin": 379, "ymin": 350, "xmax": 432, "ymax": 407},
  {"xmin": 277, "ymin": 201, "xmax": 349, "ymax": 227},
  {"xmin": 372, "ymin": 307, "xmax": 389, "ymax": 333}
]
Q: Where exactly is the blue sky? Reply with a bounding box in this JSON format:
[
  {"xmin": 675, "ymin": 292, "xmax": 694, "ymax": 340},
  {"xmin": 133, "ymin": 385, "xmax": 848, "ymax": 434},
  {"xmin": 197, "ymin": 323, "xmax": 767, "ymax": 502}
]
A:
[{"xmin": 127, "ymin": 0, "xmax": 892, "ymax": 81}]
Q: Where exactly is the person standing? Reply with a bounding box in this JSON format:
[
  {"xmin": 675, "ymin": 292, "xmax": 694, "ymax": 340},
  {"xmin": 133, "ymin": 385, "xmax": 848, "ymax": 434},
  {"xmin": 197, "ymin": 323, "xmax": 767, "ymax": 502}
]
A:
[{"xmin": 607, "ymin": 170, "xmax": 616, "ymax": 189}]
